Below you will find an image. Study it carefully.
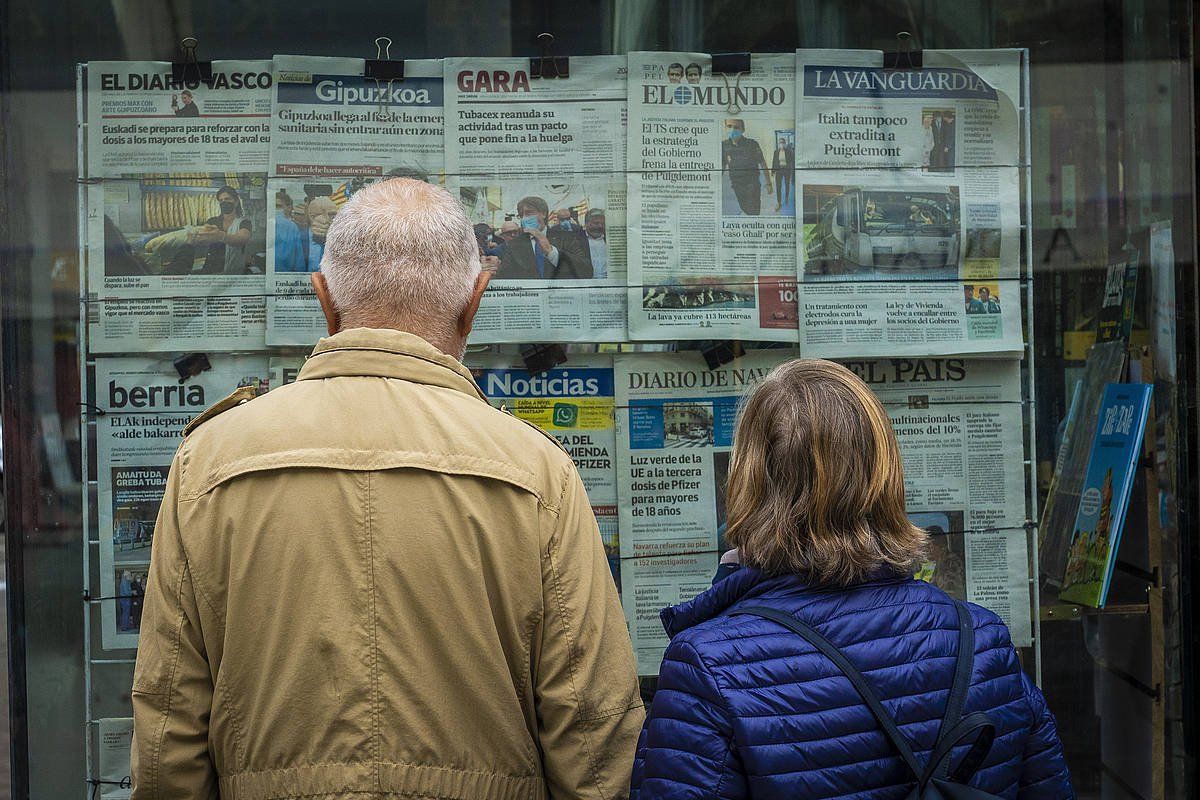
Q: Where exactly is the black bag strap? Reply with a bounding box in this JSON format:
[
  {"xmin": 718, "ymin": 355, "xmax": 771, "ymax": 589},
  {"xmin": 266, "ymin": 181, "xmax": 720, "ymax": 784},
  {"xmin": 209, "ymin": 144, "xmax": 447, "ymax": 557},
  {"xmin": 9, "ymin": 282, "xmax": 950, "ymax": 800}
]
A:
[
  {"xmin": 733, "ymin": 605, "xmax": 925, "ymax": 779},
  {"xmin": 933, "ymin": 602, "xmax": 976, "ymax": 775},
  {"xmin": 734, "ymin": 601, "xmax": 994, "ymax": 788}
]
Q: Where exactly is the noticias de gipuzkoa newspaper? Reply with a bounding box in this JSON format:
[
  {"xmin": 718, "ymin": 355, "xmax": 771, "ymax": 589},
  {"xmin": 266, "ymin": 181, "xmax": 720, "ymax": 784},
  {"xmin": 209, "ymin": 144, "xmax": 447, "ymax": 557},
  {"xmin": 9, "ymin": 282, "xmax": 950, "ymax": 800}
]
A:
[
  {"xmin": 95, "ymin": 356, "xmax": 268, "ymax": 649},
  {"xmin": 85, "ymin": 60, "xmax": 273, "ymax": 352},
  {"xmin": 796, "ymin": 49, "xmax": 1024, "ymax": 358},
  {"xmin": 615, "ymin": 351, "xmax": 1031, "ymax": 674},
  {"xmin": 445, "ymin": 56, "xmax": 629, "ymax": 342},
  {"xmin": 626, "ymin": 52, "xmax": 799, "ymax": 341},
  {"xmin": 266, "ymin": 55, "xmax": 445, "ymax": 344}
]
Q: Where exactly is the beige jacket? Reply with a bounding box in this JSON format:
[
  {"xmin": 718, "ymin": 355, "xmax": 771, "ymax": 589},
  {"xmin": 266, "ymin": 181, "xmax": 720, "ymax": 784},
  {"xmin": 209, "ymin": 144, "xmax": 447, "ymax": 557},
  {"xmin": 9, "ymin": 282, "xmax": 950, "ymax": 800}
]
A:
[{"xmin": 131, "ymin": 328, "xmax": 644, "ymax": 800}]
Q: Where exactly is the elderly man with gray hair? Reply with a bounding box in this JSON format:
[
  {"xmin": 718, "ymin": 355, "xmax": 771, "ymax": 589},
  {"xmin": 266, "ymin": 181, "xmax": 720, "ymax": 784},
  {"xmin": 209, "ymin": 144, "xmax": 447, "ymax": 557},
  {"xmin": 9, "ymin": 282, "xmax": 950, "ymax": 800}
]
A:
[{"xmin": 130, "ymin": 178, "xmax": 644, "ymax": 800}]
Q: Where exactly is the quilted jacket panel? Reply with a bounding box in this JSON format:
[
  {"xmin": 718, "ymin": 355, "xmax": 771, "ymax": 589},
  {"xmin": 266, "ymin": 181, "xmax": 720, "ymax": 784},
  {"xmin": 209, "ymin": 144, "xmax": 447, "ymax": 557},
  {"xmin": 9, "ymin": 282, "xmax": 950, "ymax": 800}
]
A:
[{"xmin": 630, "ymin": 568, "xmax": 1073, "ymax": 800}]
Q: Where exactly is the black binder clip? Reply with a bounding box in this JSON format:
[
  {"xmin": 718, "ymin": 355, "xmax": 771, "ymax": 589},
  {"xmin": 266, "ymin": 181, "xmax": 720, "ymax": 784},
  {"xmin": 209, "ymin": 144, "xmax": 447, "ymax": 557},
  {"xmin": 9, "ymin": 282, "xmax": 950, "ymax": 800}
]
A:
[
  {"xmin": 519, "ymin": 343, "xmax": 567, "ymax": 377},
  {"xmin": 365, "ymin": 36, "xmax": 405, "ymax": 82},
  {"xmin": 711, "ymin": 52, "xmax": 752, "ymax": 76},
  {"xmin": 171, "ymin": 37, "xmax": 213, "ymax": 87},
  {"xmin": 530, "ymin": 33, "xmax": 569, "ymax": 79},
  {"xmin": 700, "ymin": 341, "xmax": 744, "ymax": 370},
  {"xmin": 883, "ymin": 31, "xmax": 923, "ymax": 70},
  {"xmin": 173, "ymin": 353, "xmax": 212, "ymax": 384}
]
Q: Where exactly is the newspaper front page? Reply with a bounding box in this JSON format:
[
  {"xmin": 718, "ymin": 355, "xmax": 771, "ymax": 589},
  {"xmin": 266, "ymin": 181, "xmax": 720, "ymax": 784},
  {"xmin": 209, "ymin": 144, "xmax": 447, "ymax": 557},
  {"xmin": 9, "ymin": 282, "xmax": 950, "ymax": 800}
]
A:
[
  {"xmin": 626, "ymin": 53, "xmax": 799, "ymax": 341},
  {"xmin": 267, "ymin": 56, "xmax": 445, "ymax": 345},
  {"xmin": 615, "ymin": 352, "xmax": 1031, "ymax": 672},
  {"xmin": 846, "ymin": 357, "xmax": 1032, "ymax": 644},
  {"xmin": 96, "ymin": 355, "xmax": 268, "ymax": 649},
  {"xmin": 85, "ymin": 61, "xmax": 273, "ymax": 351},
  {"xmin": 795, "ymin": 49, "xmax": 1024, "ymax": 358},
  {"xmin": 445, "ymin": 56, "xmax": 627, "ymax": 342},
  {"xmin": 469, "ymin": 354, "xmax": 619, "ymax": 582}
]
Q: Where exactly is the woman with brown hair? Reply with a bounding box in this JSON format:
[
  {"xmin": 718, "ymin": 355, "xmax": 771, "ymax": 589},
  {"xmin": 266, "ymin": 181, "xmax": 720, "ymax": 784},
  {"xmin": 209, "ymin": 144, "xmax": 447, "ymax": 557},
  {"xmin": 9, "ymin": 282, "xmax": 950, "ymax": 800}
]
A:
[{"xmin": 630, "ymin": 359, "xmax": 1072, "ymax": 799}]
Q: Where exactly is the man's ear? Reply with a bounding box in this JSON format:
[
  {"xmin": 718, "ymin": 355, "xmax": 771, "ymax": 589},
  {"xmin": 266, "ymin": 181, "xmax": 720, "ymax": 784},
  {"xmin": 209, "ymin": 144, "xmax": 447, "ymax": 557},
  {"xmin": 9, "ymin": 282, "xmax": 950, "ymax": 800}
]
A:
[
  {"xmin": 310, "ymin": 272, "xmax": 340, "ymax": 335},
  {"xmin": 457, "ymin": 270, "xmax": 493, "ymax": 339}
]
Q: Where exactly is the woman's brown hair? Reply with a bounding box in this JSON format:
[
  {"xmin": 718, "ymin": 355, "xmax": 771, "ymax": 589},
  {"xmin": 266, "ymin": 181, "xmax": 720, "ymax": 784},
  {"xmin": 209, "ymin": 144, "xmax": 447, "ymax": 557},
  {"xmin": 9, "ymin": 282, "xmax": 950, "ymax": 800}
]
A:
[{"xmin": 724, "ymin": 359, "xmax": 926, "ymax": 586}]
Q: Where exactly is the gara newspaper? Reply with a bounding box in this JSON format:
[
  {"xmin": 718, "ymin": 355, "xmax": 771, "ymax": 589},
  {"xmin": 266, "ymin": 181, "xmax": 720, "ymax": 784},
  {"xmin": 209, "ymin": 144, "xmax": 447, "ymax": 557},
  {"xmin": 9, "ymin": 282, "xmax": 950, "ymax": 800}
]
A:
[{"xmin": 446, "ymin": 56, "xmax": 628, "ymax": 342}]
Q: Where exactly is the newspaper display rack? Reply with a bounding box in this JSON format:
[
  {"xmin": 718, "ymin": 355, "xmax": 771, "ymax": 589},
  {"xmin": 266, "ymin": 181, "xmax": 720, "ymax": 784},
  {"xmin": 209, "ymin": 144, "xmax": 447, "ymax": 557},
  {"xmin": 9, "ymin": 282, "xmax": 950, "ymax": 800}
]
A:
[{"xmin": 75, "ymin": 49, "xmax": 1038, "ymax": 795}]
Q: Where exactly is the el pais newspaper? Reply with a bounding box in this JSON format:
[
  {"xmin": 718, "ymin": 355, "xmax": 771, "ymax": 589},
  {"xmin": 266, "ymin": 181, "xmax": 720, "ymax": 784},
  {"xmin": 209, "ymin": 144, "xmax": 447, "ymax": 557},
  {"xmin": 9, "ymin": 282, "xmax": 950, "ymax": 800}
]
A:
[{"xmin": 84, "ymin": 60, "xmax": 273, "ymax": 352}]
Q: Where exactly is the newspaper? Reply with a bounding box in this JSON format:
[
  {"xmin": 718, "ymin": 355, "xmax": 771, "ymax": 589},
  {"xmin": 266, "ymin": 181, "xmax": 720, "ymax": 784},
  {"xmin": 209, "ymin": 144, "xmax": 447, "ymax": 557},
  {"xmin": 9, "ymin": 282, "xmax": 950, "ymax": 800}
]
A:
[
  {"xmin": 626, "ymin": 53, "xmax": 798, "ymax": 341},
  {"xmin": 848, "ymin": 357, "xmax": 1032, "ymax": 644},
  {"xmin": 97, "ymin": 717, "xmax": 134, "ymax": 799},
  {"xmin": 86, "ymin": 60, "xmax": 272, "ymax": 176},
  {"xmin": 85, "ymin": 60, "xmax": 273, "ymax": 352},
  {"xmin": 621, "ymin": 551, "xmax": 718, "ymax": 675},
  {"xmin": 444, "ymin": 56, "xmax": 627, "ymax": 342},
  {"xmin": 266, "ymin": 56, "xmax": 445, "ymax": 345},
  {"xmin": 95, "ymin": 355, "xmax": 268, "ymax": 649},
  {"xmin": 795, "ymin": 49, "xmax": 1024, "ymax": 358},
  {"xmin": 615, "ymin": 352, "xmax": 1032, "ymax": 672},
  {"xmin": 85, "ymin": 174, "xmax": 269, "ymax": 352},
  {"xmin": 468, "ymin": 354, "xmax": 619, "ymax": 582}
]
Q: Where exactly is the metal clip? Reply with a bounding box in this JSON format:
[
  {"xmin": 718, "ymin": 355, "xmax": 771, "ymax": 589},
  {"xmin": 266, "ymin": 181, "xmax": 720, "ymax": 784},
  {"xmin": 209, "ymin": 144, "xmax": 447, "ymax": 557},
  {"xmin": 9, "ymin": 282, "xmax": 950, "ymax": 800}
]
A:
[
  {"xmin": 712, "ymin": 54, "xmax": 751, "ymax": 115},
  {"xmin": 883, "ymin": 31, "xmax": 923, "ymax": 70},
  {"xmin": 530, "ymin": 33, "xmax": 569, "ymax": 79},
  {"xmin": 171, "ymin": 36, "xmax": 213, "ymax": 87},
  {"xmin": 365, "ymin": 37, "xmax": 405, "ymax": 117}
]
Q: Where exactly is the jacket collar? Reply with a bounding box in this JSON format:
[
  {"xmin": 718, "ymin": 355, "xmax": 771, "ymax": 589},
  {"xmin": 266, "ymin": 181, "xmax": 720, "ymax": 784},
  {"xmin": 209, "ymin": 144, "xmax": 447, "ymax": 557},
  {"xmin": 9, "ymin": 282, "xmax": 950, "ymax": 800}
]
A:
[
  {"xmin": 297, "ymin": 328, "xmax": 486, "ymax": 401},
  {"xmin": 661, "ymin": 565, "xmax": 910, "ymax": 638}
]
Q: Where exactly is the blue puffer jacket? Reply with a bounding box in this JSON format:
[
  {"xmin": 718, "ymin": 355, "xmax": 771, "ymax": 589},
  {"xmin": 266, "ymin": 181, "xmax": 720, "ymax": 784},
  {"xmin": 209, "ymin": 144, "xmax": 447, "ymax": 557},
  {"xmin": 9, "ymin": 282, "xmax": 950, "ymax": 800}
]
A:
[{"xmin": 630, "ymin": 567, "xmax": 1073, "ymax": 799}]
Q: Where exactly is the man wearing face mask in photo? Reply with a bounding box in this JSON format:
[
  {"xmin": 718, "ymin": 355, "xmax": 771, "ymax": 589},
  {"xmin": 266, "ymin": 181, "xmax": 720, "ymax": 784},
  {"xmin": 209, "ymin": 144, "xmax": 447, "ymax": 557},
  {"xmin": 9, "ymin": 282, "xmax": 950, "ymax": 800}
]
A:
[
  {"xmin": 196, "ymin": 186, "xmax": 253, "ymax": 274},
  {"xmin": 498, "ymin": 195, "xmax": 591, "ymax": 279},
  {"xmin": 722, "ymin": 118, "xmax": 771, "ymax": 216},
  {"xmin": 554, "ymin": 208, "xmax": 584, "ymax": 238}
]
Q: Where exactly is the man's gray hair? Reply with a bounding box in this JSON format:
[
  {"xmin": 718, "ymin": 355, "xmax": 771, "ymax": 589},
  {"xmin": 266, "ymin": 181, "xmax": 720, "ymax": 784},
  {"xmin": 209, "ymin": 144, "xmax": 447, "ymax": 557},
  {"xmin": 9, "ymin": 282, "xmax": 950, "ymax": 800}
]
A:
[{"xmin": 320, "ymin": 179, "xmax": 480, "ymax": 342}]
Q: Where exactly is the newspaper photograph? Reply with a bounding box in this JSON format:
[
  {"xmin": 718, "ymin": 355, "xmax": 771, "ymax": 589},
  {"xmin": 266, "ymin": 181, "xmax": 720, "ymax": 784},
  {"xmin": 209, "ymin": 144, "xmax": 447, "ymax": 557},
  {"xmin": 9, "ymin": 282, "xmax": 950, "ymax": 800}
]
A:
[
  {"xmin": 95, "ymin": 355, "xmax": 267, "ymax": 649},
  {"xmin": 267, "ymin": 56, "xmax": 445, "ymax": 346},
  {"xmin": 797, "ymin": 167, "xmax": 1023, "ymax": 358},
  {"xmin": 97, "ymin": 717, "xmax": 134, "ymax": 799},
  {"xmin": 626, "ymin": 52, "xmax": 798, "ymax": 341},
  {"xmin": 86, "ymin": 173, "xmax": 268, "ymax": 352},
  {"xmin": 621, "ymin": 551, "xmax": 718, "ymax": 675},
  {"xmin": 445, "ymin": 56, "xmax": 627, "ymax": 342},
  {"xmin": 469, "ymin": 354, "xmax": 619, "ymax": 582},
  {"xmin": 85, "ymin": 60, "xmax": 272, "ymax": 176},
  {"xmin": 614, "ymin": 350, "xmax": 792, "ymax": 559},
  {"xmin": 796, "ymin": 49, "xmax": 1021, "ymax": 170}
]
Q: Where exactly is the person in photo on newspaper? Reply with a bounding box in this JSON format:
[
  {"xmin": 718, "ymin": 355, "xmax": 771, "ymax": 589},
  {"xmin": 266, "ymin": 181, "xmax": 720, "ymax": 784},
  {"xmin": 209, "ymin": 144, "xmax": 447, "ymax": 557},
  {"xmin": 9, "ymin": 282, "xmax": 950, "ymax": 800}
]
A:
[
  {"xmin": 497, "ymin": 195, "xmax": 592, "ymax": 279},
  {"xmin": 194, "ymin": 185, "xmax": 252, "ymax": 275},
  {"xmin": 273, "ymin": 189, "xmax": 307, "ymax": 273},
  {"xmin": 721, "ymin": 119, "xmax": 771, "ymax": 216},
  {"xmin": 171, "ymin": 88, "xmax": 199, "ymax": 116},
  {"xmin": 582, "ymin": 208, "xmax": 608, "ymax": 279},
  {"xmin": 631, "ymin": 359, "xmax": 1072, "ymax": 799},
  {"xmin": 130, "ymin": 178, "xmax": 643, "ymax": 800},
  {"xmin": 771, "ymin": 135, "xmax": 794, "ymax": 211}
]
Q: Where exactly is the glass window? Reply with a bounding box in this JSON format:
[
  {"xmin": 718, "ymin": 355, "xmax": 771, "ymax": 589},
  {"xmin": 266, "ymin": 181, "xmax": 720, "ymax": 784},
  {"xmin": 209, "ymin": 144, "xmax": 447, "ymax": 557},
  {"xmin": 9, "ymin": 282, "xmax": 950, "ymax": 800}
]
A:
[{"xmin": 1, "ymin": 1, "xmax": 1195, "ymax": 797}]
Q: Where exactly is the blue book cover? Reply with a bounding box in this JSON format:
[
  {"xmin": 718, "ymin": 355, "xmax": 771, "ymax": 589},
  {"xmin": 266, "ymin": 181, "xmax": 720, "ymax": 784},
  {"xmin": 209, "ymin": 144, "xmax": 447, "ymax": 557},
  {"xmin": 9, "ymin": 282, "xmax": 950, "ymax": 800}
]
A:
[{"xmin": 1059, "ymin": 383, "xmax": 1153, "ymax": 607}]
